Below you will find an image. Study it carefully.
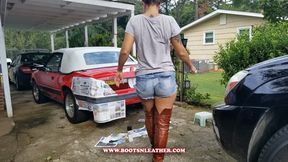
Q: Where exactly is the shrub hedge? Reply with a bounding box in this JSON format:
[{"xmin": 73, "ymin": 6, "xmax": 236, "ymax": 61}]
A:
[{"xmin": 214, "ymin": 22, "xmax": 288, "ymax": 85}]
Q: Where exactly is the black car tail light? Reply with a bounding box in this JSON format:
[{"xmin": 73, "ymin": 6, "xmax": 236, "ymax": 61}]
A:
[{"xmin": 225, "ymin": 70, "xmax": 248, "ymax": 103}]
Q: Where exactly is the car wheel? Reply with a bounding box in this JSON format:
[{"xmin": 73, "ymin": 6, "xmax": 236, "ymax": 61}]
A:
[
  {"xmin": 15, "ymin": 76, "xmax": 23, "ymax": 90},
  {"xmin": 64, "ymin": 90, "xmax": 88, "ymax": 124},
  {"xmin": 32, "ymin": 82, "xmax": 47, "ymax": 104},
  {"xmin": 258, "ymin": 125, "xmax": 288, "ymax": 162}
]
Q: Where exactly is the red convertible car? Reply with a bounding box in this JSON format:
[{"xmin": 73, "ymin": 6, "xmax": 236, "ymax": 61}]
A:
[{"xmin": 31, "ymin": 47, "xmax": 140, "ymax": 123}]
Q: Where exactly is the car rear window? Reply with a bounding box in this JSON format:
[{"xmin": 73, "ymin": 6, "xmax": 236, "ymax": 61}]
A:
[
  {"xmin": 84, "ymin": 51, "xmax": 134, "ymax": 65},
  {"xmin": 21, "ymin": 53, "xmax": 51, "ymax": 64}
]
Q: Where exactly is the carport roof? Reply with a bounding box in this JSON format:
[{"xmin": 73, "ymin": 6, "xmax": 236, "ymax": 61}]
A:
[
  {"xmin": 1, "ymin": 0, "xmax": 134, "ymax": 32},
  {"xmin": 0, "ymin": 0, "xmax": 135, "ymax": 118}
]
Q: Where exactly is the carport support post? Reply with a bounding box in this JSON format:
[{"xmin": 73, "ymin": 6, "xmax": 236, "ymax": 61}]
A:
[
  {"xmin": 50, "ymin": 33, "xmax": 55, "ymax": 52},
  {"xmin": 131, "ymin": 10, "xmax": 136, "ymax": 57},
  {"xmin": 113, "ymin": 17, "xmax": 117, "ymax": 47},
  {"xmin": 84, "ymin": 25, "xmax": 89, "ymax": 47},
  {"xmin": 65, "ymin": 30, "xmax": 69, "ymax": 48},
  {"xmin": 0, "ymin": 19, "xmax": 13, "ymax": 117}
]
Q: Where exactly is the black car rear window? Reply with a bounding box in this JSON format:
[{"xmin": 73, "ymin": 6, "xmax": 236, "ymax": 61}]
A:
[
  {"xmin": 21, "ymin": 53, "xmax": 51, "ymax": 64},
  {"xmin": 84, "ymin": 51, "xmax": 134, "ymax": 65}
]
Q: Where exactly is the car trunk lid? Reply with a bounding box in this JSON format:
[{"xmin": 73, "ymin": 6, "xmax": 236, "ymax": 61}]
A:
[{"xmin": 73, "ymin": 66, "xmax": 136, "ymax": 93}]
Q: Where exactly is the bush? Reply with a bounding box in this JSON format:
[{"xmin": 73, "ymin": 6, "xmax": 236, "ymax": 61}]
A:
[
  {"xmin": 184, "ymin": 85, "xmax": 210, "ymax": 106},
  {"xmin": 214, "ymin": 22, "xmax": 288, "ymax": 85}
]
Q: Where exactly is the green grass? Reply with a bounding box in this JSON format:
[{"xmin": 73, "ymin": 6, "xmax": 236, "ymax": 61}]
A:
[{"xmin": 187, "ymin": 71, "xmax": 225, "ymax": 106}]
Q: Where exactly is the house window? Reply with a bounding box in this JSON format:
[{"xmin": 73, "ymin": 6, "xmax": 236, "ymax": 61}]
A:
[
  {"xmin": 237, "ymin": 26, "xmax": 252, "ymax": 40},
  {"xmin": 203, "ymin": 31, "xmax": 215, "ymax": 44}
]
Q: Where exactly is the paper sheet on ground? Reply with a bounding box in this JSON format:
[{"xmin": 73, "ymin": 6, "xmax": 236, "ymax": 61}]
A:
[{"xmin": 95, "ymin": 133, "xmax": 127, "ymax": 147}]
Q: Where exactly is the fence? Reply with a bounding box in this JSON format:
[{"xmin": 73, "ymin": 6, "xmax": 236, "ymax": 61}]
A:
[{"xmin": 184, "ymin": 59, "xmax": 218, "ymax": 73}]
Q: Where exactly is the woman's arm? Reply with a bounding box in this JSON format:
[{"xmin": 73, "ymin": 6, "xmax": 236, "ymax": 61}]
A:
[
  {"xmin": 115, "ymin": 33, "xmax": 135, "ymax": 87},
  {"xmin": 170, "ymin": 34, "xmax": 197, "ymax": 74}
]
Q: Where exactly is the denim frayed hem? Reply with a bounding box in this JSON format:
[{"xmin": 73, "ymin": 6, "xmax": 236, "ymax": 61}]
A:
[{"xmin": 139, "ymin": 96, "xmax": 155, "ymax": 100}]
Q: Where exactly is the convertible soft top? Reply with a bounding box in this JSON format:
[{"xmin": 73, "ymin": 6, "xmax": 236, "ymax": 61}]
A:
[{"xmin": 55, "ymin": 47, "xmax": 137, "ymax": 74}]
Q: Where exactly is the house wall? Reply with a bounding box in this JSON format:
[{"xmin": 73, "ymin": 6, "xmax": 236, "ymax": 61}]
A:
[{"xmin": 182, "ymin": 14, "xmax": 265, "ymax": 60}]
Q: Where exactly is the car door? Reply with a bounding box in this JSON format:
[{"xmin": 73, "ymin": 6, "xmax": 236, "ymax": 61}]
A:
[{"xmin": 40, "ymin": 53, "xmax": 63, "ymax": 101}]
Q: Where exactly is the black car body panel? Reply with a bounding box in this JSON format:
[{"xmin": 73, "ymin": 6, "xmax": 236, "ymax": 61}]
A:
[
  {"xmin": 15, "ymin": 70, "xmax": 32, "ymax": 87},
  {"xmin": 213, "ymin": 55, "xmax": 288, "ymax": 162},
  {"xmin": 213, "ymin": 105, "xmax": 268, "ymax": 161}
]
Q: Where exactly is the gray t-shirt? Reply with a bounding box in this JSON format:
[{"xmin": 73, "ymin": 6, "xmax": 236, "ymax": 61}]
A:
[{"xmin": 125, "ymin": 14, "xmax": 181, "ymax": 76}]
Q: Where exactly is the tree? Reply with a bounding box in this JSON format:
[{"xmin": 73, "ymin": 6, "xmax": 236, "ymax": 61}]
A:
[
  {"xmin": 205, "ymin": 0, "xmax": 261, "ymax": 12},
  {"xmin": 55, "ymin": 32, "xmax": 66, "ymax": 49},
  {"xmin": 89, "ymin": 24, "xmax": 113, "ymax": 46},
  {"xmin": 232, "ymin": 0, "xmax": 261, "ymax": 11},
  {"xmin": 197, "ymin": 0, "xmax": 213, "ymax": 18},
  {"xmin": 119, "ymin": 0, "xmax": 143, "ymax": 14},
  {"xmin": 261, "ymin": 0, "xmax": 288, "ymax": 23},
  {"xmin": 171, "ymin": 0, "xmax": 196, "ymax": 27},
  {"xmin": 3, "ymin": 0, "xmax": 266, "ymax": 56},
  {"xmin": 4, "ymin": 29, "xmax": 50, "ymax": 58},
  {"xmin": 160, "ymin": 0, "xmax": 173, "ymax": 15}
]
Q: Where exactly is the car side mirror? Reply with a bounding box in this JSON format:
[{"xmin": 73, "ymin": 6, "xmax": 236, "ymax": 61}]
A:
[{"xmin": 45, "ymin": 67, "xmax": 52, "ymax": 72}]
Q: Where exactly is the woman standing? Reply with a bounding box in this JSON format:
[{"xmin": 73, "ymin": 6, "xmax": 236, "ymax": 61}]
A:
[{"xmin": 115, "ymin": 0, "xmax": 197, "ymax": 161}]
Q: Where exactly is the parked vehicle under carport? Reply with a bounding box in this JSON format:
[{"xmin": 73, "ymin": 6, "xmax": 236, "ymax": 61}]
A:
[
  {"xmin": 31, "ymin": 47, "xmax": 141, "ymax": 124},
  {"xmin": 8, "ymin": 52, "xmax": 51, "ymax": 90},
  {"xmin": 213, "ymin": 55, "xmax": 288, "ymax": 162}
]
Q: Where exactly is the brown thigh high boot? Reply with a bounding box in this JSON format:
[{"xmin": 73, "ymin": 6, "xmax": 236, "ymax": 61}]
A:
[
  {"xmin": 153, "ymin": 108, "xmax": 172, "ymax": 162},
  {"xmin": 145, "ymin": 107, "xmax": 155, "ymax": 147}
]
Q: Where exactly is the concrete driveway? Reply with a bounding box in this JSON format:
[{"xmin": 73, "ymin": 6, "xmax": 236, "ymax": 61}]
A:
[{"xmin": 0, "ymin": 87, "xmax": 236, "ymax": 162}]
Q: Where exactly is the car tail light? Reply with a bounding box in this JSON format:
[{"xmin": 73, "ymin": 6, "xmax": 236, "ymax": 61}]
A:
[
  {"xmin": 20, "ymin": 66, "xmax": 32, "ymax": 74},
  {"xmin": 225, "ymin": 70, "xmax": 248, "ymax": 96}
]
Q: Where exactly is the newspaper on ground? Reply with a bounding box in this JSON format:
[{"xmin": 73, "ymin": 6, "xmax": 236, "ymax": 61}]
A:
[
  {"xmin": 95, "ymin": 133, "xmax": 127, "ymax": 147},
  {"xmin": 138, "ymin": 118, "xmax": 145, "ymax": 123},
  {"xmin": 127, "ymin": 126, "xmax": 147, "ymax": 142}
]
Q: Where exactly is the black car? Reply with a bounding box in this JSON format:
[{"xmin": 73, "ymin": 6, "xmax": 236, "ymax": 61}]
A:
[
  {"xmin": 213, "ymin": 55, "xmax": 288, "ymax": 162},
  {"xmin": 8, "ymin": 52, "xmax": 51, "ymax": 90}
]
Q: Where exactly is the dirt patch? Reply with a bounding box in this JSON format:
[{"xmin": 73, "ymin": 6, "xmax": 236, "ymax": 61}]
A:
[{"xmin": 16, "ymin": 117, "xmax": 48, "ymax": 129}]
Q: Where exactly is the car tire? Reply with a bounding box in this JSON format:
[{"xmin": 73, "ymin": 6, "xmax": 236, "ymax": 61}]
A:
[
  {"xmin": 32, "ymin": 82, "xmax": 47, "ymax": 104},
  {"xmin": 64, "ymin": 90, "xmax": 88, "ymax": 124},
  {"xmin": 258, "ymin": 125, "xmax": 288, "ymax": 162},
  {"xmin": 15, "ymin": 75, "xmax": 23, "ymax": 90}
]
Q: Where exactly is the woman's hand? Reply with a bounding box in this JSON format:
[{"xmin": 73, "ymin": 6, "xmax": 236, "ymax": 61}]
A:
[
  {"xmin": 189, "ymin": 65, "xmax": 197, "ymax": 74},
  {"xmin": 116, "ymin": 33, "xmax": 134, "ymax": 87},
  {"xmin": 114, "ymin": 71, "xmax": 123, "ymax": 87},
  {"xmin": 170, "ymin": 34, "xmax": 198, "ymax": 74}
]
